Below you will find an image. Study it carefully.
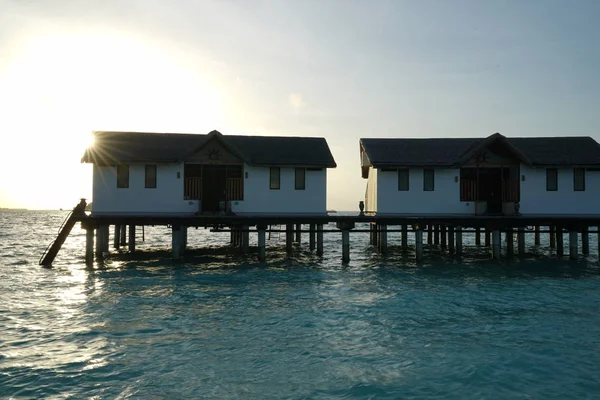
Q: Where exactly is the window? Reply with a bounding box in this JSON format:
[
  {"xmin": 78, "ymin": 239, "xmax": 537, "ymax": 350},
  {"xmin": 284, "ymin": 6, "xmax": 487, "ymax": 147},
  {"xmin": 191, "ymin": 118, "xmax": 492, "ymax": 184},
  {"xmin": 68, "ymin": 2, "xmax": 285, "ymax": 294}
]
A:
[
  {"xmin": 145, "ymin": 165, "xmax": 157, "ymax": 188},
  {"xmin": 423, "ymin": 169, "xmax": 434, "ymax": 191},
  {"xmin": 295, "ymin": 167, "xmax": 306, "ymax": 190},
  {"xmin": 546, "ymin": 168, "xmax": 557, "ymax": 191},
  {"xmin": 117, "ymin": 164, "xmax": 129, "ymax": 188},
  {"xmin": 270, "ymin": 167, "xmax": 280, "ymax": 190},
  {"xmin": 398, "ymin": 169, "xmax": 409, "ymax": 191},
  {"xmin": 574, "ymin": 168, "xmax": 585, "ymax": 191}
]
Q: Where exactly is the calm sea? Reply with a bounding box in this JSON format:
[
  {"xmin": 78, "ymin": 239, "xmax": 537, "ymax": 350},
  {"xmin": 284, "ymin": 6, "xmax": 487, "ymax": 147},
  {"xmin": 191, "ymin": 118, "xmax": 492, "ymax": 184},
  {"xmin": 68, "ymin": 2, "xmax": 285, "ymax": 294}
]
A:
[{"xmin": 1, "ymin": 210, "xmax": 600, "ymax": 399}]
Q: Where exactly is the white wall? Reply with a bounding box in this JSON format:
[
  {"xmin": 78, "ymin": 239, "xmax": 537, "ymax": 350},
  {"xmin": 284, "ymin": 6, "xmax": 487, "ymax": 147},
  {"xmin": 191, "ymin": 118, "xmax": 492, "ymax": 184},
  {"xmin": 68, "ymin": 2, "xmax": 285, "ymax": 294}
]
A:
[
  {"xmin": 231, "ymin": 164, "xmax": 327, "ymax": 215},
  {"xmin": 92, "ymin": 164, "xmax": 199, "ymax": 215},
  {"xmin": 376, "ymin": 168, "xmax": 474, "ymax": 215},
  {"xmin": 519, "ymin": 166, "xmax": 600, "ymax": 214},
  {"xmin": 365, "ymin": 167, "xmax": 377, "ymax": 213}
]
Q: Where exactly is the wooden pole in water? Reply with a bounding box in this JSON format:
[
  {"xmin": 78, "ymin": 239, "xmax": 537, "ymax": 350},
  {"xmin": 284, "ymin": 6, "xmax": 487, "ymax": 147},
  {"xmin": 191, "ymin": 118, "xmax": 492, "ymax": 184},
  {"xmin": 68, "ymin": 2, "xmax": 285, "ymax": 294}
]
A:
[
  {"xmin": 113, "ymin": 225, "xmax": 121, "ymax": 249},
  {"xmin": 492, "ymin": 230, "xmax": 501, "ymax": 259},
  {"xmin": 556, "ymin": 228, "xmax": 564, "ymax": 257},
  {"xmin": 172, "ymin": 225, "xmax": 182, "ymax": 260},
  {"xmin": 95, "ymin": 225, "xmax": 105, "ymax": 258},
  {"xmin": 372, "ymin": 224, "xmax": 378, "ymax": 246},
  {"xmin": 505, "ymin": 228, "xmax": 514, "ymax": 258},
  {"xmin": 120, "ymin": 224, "xmax": 127, "ymax": 246},
  {"xmin": 427, "ymin": 225, "xmax": 432, "ymax": 245},
  {"xmin": 309, "ymin": 224, "xmax": 316, "ymax": 251},
  {"xmin": 337, "ymin": 222, "xmax": 354, "ymax": 263},
  {"xmin": 401, "ymin": 225, "xmax": 408, "ymax": 251},
  {"xmin": 569, "ymin": 230, "xmax": 578, "ymax": 260},
  {"xmin": 378, "ymin": 224, "xmax": 388, "ymax": 254},
  {"xmin": 475, "ymin": 228, "xmax": 481, "ymax": 246},
  {"xmin": 456, "ymin": 226, "xmax": 463, "ymax": 256},
  {"xmin": 448, "ymin": 225, "xmax": 455, "ymax": 254},
  {"xmin": 86, "ymin": 228, "xmax": 94, "ymax": 267},
  {"xmin": 415, "ymin": 227, "xmax": 423, "ymax": 263},
  {"xmin": 102, "ymin": 225, "xmax": 109, "ymax": 253},
  {"xmin": 295, "ymin": 223, "xmax": 301, "ymax": 243},
  {"xmin": 286, "ymin": 224, "xmax": 293, "ymax": 254},
  {"xmin": 180, "ymin": 225, "xmax": 187, "ymax": 255},
  {"xmin": 316, "ymin": 224, "xmax": 324, "ymax": 256},
  {"xmin": 128, "ymin": 225, "xmax": 136, "ymax": 252},
  {"xmin": 550, "ymin": 226, "xmax": 556, "ymax": 248},
  {"xmin": 434, "ymin": 225, "xmax": 440, "ymax": 246},
  {"xmin": 534, "ymin": 226, "xmax": 541, "ymax": 245},
  {"xmin": 257, "ymin": 225, "xmax": 266, "ymax": 262},
  {"xmin": 440, "ymin": 225, "xmax": 447, "ymax": 250},
  {"xmin": 517, "ymin": 227, "xmax": 525, "ymax": 256},
  {"xmin": 485, "ymin": 229, "xmax": 491, "ymax": 247},
  {"xmin": 242, "ymin": 225, "xmax": 249, "ymax": 254},
  {"xmin": 582, "ymin": 228, "xmax": 589, "ymax": 255}
]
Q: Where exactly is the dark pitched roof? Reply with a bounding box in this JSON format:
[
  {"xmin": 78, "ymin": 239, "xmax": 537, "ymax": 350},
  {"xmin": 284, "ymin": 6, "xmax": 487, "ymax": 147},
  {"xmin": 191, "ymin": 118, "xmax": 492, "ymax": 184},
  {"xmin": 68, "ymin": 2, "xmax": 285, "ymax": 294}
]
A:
[
  {"xmin": 82, "ymin": 130, "xmax": 337, "ymax": 167},
  {"xmin": 360, "ymin": 134, "xmax": 600, "ymax": 167}
]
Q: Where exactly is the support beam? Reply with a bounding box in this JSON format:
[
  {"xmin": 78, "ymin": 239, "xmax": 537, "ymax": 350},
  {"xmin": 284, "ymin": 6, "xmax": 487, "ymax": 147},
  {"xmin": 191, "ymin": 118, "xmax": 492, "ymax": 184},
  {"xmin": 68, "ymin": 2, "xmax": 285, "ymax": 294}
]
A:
[
  {"xmin": 475, "ymin": 228, "xmax": 481, "ymax": 246},
  {"xmin": 505, "ymin": 228, "xmax": 514, "ymax": 258},
  {"xmin": 534, "ymin": 226, "xmax": 541, "ymax": 246},
  {"xmin": 440, "ymin": 225, "xmax": 447, "ymax": 250},
  {"xmin": 556, "ymin": 228, "xmax": 564, "ymax": 257},
  {"xmin": 427, "ymin": 225, "xmax": 433, "ymax": 245},
  {"xmin": 286, "ymin": 224, "xmax": 293, "ymax": 254},
  {"xmin": 456, "ymin": 226, "xmax": 463, "ymax": 256},
  {"xmin": 569, "ymin": 230, "xmax": 578, "ymax": 260},
  {"xmin": 415, "ymin": 228, "xmax": 423, "ymax": 263},
  {"xmin": 180, "ymin": 225, "xmax": 187, "ymax": 255},
  {"xmin": 434, "ymin": 225, "xmax": 440, "ymax": 246},
  {"xmin": 172, "ymin": 225, "xmax": 182, "ymax": 260},
  {"xmin": 378, "ymin": 224, "xmax": 388, "ymax": 254},
  {"xmin": 485, "ymin": 230, "xmax": 491, "ymax": 247},
  {"xmin": 518, "ymin": 227, "xmax": 525, "ymax": 256},
  {"xmin": 492, "ymin": 230, "xmax": 501, "ymax": 259},
  {"xmin": 336, "ymin": 222, "xmax": 355, "ymax": 263},
  {"xmin": 582, "ymin": 229, "xmax": 589, "ymax": 255},
  {"xmin": 120, "ymin": 224, "xmax": 127, "ymax": 246},
  {"xmin": 95, "ymin": 224, "xmax": 108, "ymax": 258},
  {"xmin": 401, "ymin": 225, "xmax": 408, "ymax": 251},
  {"xmin": 550, "ymin": 226, "xmax": 556, "ymax": 248},
  {"xmin": 309, "ymin": 224, "xmax": 316, "ymax": 251},
  {"xmin": 241, "ymin": 225, "xmax": 249, "ymax": 254},
  {"xmin": 316, "ymin": 224, "xmax": 324, "ymax": 256},
  {"xmin": 85, "ymin": 228, "xmax": 94, "ymax": 267},
  {"xmin": 448, "ymin": 225, "xmax": 455, "ymax": 254},
  {"xmin": 257, "ymin": 225, "xmax": 266, "ymax": 262},
  {"xmin": 128, "ymin": 225, "xmax": 136, "ymax": 252},
  {"xmin": 295, "ymin": 224, "xmax": 301, "ymax": 243},
  {"xmin": 113, "ymin": 225, "xmax": 121, "ymax": 249},
  {"xmin": 372, "ymin": 224, "xmax": 378, "ymax": 246}
]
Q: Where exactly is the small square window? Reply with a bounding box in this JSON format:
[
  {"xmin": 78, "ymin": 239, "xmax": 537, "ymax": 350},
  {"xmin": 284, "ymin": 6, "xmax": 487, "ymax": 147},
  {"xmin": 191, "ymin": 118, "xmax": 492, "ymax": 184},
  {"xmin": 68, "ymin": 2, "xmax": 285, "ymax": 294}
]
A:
[
  {"xmin": 398, "ymin": 169, "xmax": 409, "ymax": 191},
  {"xmin": 295, "ymin": 168, "xmax": 306, "ymax": 190},
  {"xmin": 117, "ymin": 164, "xmax": 129, "ymax": 188},
  {"xmin": 270, "ymin": 167, "xmax": 280, "ymax": 190},
  {"xmin": 145, "ymin": 165, "xmax": 157, "ymax": 188},
  {"xmin": 574, "ymin": 168, "xmax": 585, "ymax": 191},
  {"xmin": 423, "ymin": 169, "xmax": 434, "ymax": 191},
  {"xmin": 546, "ymin": 168, "xmax": 557, "ymax": 191}
]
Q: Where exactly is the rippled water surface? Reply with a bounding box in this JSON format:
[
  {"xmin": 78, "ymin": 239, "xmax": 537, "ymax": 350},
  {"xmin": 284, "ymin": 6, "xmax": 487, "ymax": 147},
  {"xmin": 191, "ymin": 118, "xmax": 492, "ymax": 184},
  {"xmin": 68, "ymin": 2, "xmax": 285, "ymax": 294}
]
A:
[{"xmin": 2, "ymin": 211, "xmax": 600, "ymax": 399}]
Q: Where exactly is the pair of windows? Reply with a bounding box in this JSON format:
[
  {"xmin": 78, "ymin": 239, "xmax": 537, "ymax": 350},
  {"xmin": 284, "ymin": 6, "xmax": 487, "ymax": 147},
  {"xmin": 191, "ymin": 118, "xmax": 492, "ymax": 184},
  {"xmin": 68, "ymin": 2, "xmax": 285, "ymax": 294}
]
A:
[
  {"xmin": 397, "ymin": 169, "xmax": 434, "ymax": 191},
  {"xmin": 546, "ymin": 168, "xmax": 585, "ymax": 191},
  {"xmin": 116, "ymin": 165, "xmax": 157, "ymax": 188},
  {"xmin": 270, "ymin": 167, "xmax": 306, "ymax": 190}
]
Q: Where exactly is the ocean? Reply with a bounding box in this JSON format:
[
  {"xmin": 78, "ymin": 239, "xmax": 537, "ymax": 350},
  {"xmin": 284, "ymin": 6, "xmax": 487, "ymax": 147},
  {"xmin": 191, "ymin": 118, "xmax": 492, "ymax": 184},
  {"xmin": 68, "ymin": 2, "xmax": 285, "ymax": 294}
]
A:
[{"xmin": 1, "ymin": 210, "xmax": 600, "ymax": 399}]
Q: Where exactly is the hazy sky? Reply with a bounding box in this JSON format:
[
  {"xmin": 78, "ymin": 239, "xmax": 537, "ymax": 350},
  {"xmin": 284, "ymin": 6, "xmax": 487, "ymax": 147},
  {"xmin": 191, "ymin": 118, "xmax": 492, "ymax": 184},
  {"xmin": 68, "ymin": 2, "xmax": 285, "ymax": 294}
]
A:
[{"xmin": 1, "ymin": 0, "xmax": 599, "ymax": 210}]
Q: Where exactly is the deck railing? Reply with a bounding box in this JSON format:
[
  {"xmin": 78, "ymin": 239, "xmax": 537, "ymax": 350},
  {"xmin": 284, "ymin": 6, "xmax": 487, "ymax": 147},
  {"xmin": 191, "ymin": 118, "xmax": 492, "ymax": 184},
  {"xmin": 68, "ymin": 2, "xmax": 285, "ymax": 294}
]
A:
[
  {"xmin": 184, "ymin": 177, "xmax": 202, "ymax": 200},
  {"xmin": 227, "ymin": 178, "xmax": 243, "ymax": 201}
]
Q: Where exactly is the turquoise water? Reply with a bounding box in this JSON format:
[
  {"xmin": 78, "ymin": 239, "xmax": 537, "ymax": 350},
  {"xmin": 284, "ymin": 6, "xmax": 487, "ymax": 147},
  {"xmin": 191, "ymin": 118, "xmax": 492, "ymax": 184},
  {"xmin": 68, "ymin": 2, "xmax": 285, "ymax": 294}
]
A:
[{"xmin": 1, "ymin": 211, "xmax": 600, "ymax": 399}]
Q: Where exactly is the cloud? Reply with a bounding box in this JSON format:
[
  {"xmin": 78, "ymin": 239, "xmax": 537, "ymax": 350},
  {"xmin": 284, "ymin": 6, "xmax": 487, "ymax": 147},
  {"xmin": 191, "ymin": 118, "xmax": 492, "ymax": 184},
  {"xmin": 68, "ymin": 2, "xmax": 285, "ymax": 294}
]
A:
[{"xmin": 289, "ymin": 92, "xmax": 306, "ymax": 110}]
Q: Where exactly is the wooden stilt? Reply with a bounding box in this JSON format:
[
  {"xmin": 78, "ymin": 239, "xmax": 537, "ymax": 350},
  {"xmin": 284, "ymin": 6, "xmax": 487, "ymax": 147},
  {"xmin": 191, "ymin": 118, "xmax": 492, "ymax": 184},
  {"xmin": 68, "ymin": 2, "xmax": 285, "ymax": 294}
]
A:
[
  {"xmin": 475, "ymin": 228, "xmax": 481, "ymax": 246},
  {"xmin": 492, "ymin": 230, "xmax": 501, "ymax": 259},
  {"xmin": 295, "ymin": 224, "xmax": 301, "ymax": 243},
  {"xmin": 440, "ymin": 225, "xmax": 447, "ymax": 250},
  {"xmin": 86, "ymin": 228, "xmax": 94, "ymax": 267},
  {"xmin": 434, "ymin": 225, "xmax": 440, "ymax": 246},
  {"xmin": 372, "ymin": 224, "xmax": 378, "ymax": 246},
  {"xmin": 120, "ymin": 224, "xmax": 127, "ymax": 246},
  {"xmin": 550, "ymin": 226, "xmax": 556, "ymax": 248},
  {"xmin": 415, "ymin": 228, "xmax": 423, "ymax": 263},
  {"xmin": 309, "ymin": 224, "xmax": 316, "ymax": 251},
  {"xmin": 534, "ymin": 226, "xmax": 540, "ymax": 245},
  {"xmin": 102, "ymin": 225, "xmax": 109, "ymax": 253},
  {"xmin": 582, "ymin": 229, "xmax": 589, "ymax": 255},
  {"xmin": 518, "ymin": 227, "xmax": 525, "ymax": 255},
  {"xmin": 286, "ymin": 224, "xmax": 293, "ymax": 254},
  {"xmin": 506, "ymin": 228, "xmax": 514, "ymax": 258},
  {"xmin": 427, "ymin": 224, "xmax": 433, "ymax": 245},
  {"xmin": 113, "ymin": 225, "xmax": 121, "ymax": 249},
  {"xmin": 569, "ymin": 230, "xmax": 578, "ymax": 260},
  {"xmin": 341, "ymin": 229, "xmax": 350, "ymax": 263},
  {"xmin": 485, "ymin": 230, "xmax": 491, "ymax": 247},
  {"xmin": 456, "ymin": 226, "xmax": 462, "ymax": 256},
  {"xmin": 257, "ymin": 225, "xmax": 266, "ymax": 262},
  {"xmin": 241, "ymin": 225, "xmax": 249, "ymax": 254},
  {"xmin": 556, "ymin": 228, "xmax": 564, "ymax": 257},
  {"xmin": 128, "ymin": 225, "xmax": 136, "ymax": 252},
  {"xmin": 180, "ymin": 225, "xmax": 187, "ymax": 255},
  {"xmin": 316, "ymin": 224, "xmax": 324, "ymax": 256},
  {"xmin": 95, "ymin": 225, "xmax": 106, "ymax": 258},
  {"xmin": 448, "ymin": 225, "xmax": 455, "ymax": 254},
  {"xmin": 378, "ymin": 224, "xmax": 388, "ymax": 254},
  {"xmin": 401, "ymin": 225, "xmax": 408, "ymax": 251},
  {"xmin": 172, "ymin": 225, "xmax": 182, "ymax": 260}
]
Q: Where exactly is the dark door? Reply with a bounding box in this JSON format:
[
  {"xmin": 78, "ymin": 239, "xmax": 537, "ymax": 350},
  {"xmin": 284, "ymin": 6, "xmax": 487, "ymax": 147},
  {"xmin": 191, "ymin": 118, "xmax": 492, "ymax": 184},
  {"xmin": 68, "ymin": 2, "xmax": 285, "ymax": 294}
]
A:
[
  {"xmin": 478, "ymin": 168, "xmax": 503, "ymax": 214},
  {"xmin": 201, "ymin": 165, "xmax": 227, "ymax": 212}
]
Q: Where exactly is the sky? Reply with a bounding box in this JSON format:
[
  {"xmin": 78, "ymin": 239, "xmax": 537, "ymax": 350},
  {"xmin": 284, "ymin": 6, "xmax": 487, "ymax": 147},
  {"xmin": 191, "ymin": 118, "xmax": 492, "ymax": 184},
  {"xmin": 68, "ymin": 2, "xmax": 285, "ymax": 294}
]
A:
[{"xmin": 1, "ymin": 0, "xmax": 599, "ymax": 210}]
